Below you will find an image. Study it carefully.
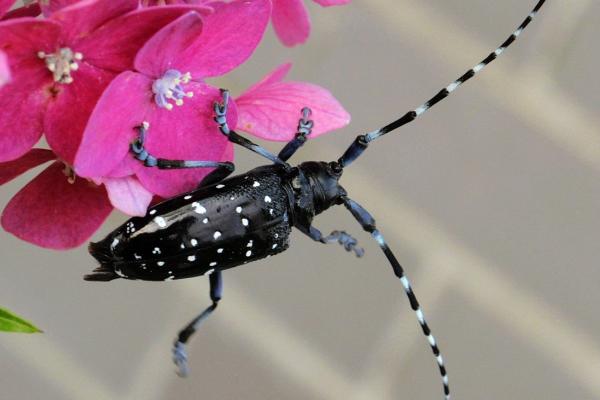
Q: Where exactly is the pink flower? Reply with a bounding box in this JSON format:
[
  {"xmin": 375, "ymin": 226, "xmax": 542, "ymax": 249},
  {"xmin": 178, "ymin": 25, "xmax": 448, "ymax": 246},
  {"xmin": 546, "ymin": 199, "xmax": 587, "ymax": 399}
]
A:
[
  {"xmin": 0, "ymin": 147, "xmax": 155, "ymax": 249},
  {"xmin": 75, "ymin": 0, "xmax": 272, "ymax": 198},
  {"xmin": 0, "ymin": 0, "xmax": 211, "ymax": 164},
  {"xmin": 272, "ymin": 0, "xmax": 350, "ymax": 47},
  {"xmin": 0, "ymin": 0, "xmax": 13, "ymax": 16},
  {"xmin": 0, "ymin": 150, "xmax": 112, "ymax": 249},
  {"xmin": 234, "ymin": 62, "xmax": 350, "ymax": 141},
  {"xmin": 0, "ymin": 51, "xmax": 9, "ymax": 87}
]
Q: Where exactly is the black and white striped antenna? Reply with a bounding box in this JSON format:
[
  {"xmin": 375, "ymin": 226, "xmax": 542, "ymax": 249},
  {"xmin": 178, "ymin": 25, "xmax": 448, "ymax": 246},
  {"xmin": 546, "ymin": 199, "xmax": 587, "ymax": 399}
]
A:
[{"xmin": 338, "ymin": 0, "xmax": 547, "ymax": 169}]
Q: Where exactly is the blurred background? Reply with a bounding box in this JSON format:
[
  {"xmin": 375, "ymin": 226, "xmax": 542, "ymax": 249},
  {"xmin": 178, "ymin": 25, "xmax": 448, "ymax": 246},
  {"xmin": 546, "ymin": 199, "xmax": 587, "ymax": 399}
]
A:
[{"xmin": 1, "ymin": 1, "xmax": 599, "ymax": 399}]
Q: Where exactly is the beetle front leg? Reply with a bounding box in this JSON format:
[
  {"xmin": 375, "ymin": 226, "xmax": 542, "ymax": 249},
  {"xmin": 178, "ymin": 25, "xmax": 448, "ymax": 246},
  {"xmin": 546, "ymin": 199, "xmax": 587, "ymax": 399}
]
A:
[
  {"xmin": 173, "ymin": 270, "xmax": 223, "ymax": 377},
  {"xmin": 298, "ymin": 224, "xmax": 364, "ymax": 257},
  {"xmin": 278, "ymin": 107, "xmax": 314, "ymax": 162},
  {"xmin": 214, "ymin": 89, "xmax": 289, "ymax": 167}
]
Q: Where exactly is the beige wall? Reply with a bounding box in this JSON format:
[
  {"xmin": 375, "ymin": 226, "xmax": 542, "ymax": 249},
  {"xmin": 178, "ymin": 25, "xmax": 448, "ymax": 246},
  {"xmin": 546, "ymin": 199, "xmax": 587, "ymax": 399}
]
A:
[{"xmin": 1, "ymin": 1, "xmax": 599, "ymax": 399}]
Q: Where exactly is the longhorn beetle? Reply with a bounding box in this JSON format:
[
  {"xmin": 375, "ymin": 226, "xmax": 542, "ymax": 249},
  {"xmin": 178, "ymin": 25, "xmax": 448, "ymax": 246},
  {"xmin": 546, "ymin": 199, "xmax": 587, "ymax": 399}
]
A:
[{"xmin": 86, "ymin": 1, "xmax": 546, "ymax": 398}]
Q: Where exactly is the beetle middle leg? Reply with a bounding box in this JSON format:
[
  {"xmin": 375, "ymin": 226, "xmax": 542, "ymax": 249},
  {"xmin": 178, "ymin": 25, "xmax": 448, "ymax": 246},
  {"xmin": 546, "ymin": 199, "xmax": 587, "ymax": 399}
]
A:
[
  {"xmin": 172, "ymin": 270, "xmax": 223, "ymax": 377},
  {"xmin": 298, "ymin": 224, "xmax": 364, "ymax": 257}
]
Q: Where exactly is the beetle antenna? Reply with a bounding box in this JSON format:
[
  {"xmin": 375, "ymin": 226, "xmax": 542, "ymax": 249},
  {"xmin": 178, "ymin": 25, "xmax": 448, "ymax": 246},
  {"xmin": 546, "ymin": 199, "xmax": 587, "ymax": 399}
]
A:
[
  {"xmin": 341, "ymin": 196, "xmax": 450, "ymax": 399},
  {"xmin": 337, "ymin": 0, "xmax": 546, "ymax": 168}
]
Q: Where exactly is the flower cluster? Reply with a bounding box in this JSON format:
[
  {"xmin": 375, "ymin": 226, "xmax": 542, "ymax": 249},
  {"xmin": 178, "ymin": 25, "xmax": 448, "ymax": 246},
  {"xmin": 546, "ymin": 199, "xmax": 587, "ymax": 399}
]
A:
[{"xmin": 0, "ymin": 0, "xmax": 350, "ymax": 249}]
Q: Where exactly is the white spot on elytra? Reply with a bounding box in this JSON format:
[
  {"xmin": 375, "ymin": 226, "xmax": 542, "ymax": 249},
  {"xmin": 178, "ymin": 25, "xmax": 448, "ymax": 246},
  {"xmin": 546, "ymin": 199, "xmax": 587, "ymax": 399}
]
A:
[
  {"xmin": 252, "ymin": 181, "xmax": 260, "ymax": 187},
  {"xmin": 154, "ymin": 216, "xmax": 167, "ymax": 228},
  {"xmin": 274, "ymin": 233, "xmax": 279, "ymax": 239},
  {"xmin": 152, "ymin": 247, "xmax": 161, "ymax": 255},
  {"xmin": 180, "ymin": 243, "xmax": 185, "ymax": 249},
  {"xmin": 157, "ymin": 261, "xmax": 165, "ymax": 266},
  {"xmin": 192, "ymin": 202, "xmax": 206, "ymax": 214},
  {"xmin": 264, "ymin": 195, "xmax": 272, "ymax": 203},
  {"xmin": 216, "ymin": 184, "xmax": 225, "ymax": 189},
  {"xmin": 213, "ymin": 231, "xmax": 221, "ymax": 240},
  {"xmin": 247, "ymin": 240, "xmax": 253, "ymax": 247},
  {"xmin": 272, "ymin": 243, "xmax": 278, "ymax": 249},
  {"xmin": 245, "ymin": 250, "xmax": 252, "ymax": 257},
  {"xmin": 165, "ymin": 276, "xmax": 175, "ymax": 281},
  {"xmin": 149, "ymin": 209, "xmax": 157, "ymax": 215},
  {"xmin": 242, "ymin": 218, "xmax": 249, "ymax": 226},
  {"xmin": 184, "ymin": 195, "xmax": 192, "ymax": 200},
  {"xmin": 235, "ymin": 206, "xmax": 242, "ymax": 213},
  {"xmin": 202, "ymin": 218, "xmax": 209, "ymax": 224},
  {"xmin": 206, "ymin": 268, "xmax": 215, "ymax": 275},
  {"xmin": 190, "ymin": 238, "xmax": 198, "ymax": 247},
  {"xmin": 269, "ymin": 209, "xmax": 274, "ymax": 215},
  {"xmin": 110, "ymin": 238, "xmax": 119, "ymax": 250},
  {"xmin": 209, "ymin": 261, "xmax": 217, "ymax": 267},
  {"xmin": 217, "ymin": 248, "xmax": 223, "ymax": 253},
  {"xmin": 187, "ymin": 255, "xmax": 196, "ymax": 262},
  {"xmin": 230, "ymin": 196, "xmax": 235, "ymax": 201}
]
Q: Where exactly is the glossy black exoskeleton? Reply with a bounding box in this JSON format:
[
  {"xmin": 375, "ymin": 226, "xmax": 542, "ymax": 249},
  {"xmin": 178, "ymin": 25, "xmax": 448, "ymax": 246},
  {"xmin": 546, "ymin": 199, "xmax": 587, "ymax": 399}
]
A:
[
  {"xmin": 85, "ymin": 3, "xmax": 547, "ymax": 397},
  {"xmin": 87, "ymin": 161, "xmax": 345, "ymax": 282}
]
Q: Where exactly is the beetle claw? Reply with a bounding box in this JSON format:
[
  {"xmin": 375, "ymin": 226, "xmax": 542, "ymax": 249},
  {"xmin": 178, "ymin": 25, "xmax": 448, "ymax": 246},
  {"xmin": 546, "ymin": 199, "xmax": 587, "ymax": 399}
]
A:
[{"xmin": 173, "ymin": 341, "xmax": 189, "ymax": 377}]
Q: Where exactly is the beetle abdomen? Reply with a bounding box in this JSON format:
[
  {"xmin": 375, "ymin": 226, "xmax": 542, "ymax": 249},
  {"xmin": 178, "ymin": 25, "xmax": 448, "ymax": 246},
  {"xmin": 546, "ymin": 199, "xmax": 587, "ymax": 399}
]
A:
[{"xmin": 87, "ymin": 166, "xmax": 292, "ymax": 281}]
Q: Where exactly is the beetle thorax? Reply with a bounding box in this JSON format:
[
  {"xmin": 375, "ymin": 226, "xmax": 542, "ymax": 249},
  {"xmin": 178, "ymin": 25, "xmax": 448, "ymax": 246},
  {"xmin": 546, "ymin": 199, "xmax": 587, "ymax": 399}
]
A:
[{"xmin": 296, "ymin": 161, "xmax": 346, "ymax": 216}]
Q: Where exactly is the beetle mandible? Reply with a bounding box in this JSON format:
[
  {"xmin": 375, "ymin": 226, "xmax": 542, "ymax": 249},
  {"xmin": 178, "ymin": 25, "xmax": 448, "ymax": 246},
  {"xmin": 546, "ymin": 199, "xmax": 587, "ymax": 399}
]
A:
[{"xmin": 86, "ymin": 2, "xmax": 546, "ymax": 398}]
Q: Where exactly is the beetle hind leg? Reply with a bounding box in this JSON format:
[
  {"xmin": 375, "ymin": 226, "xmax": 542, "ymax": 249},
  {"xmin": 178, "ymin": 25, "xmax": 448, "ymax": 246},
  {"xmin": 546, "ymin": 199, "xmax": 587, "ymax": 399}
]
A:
[{"xmin": 172, "ymin": 270, "xmax": 223, "ymax": 377}]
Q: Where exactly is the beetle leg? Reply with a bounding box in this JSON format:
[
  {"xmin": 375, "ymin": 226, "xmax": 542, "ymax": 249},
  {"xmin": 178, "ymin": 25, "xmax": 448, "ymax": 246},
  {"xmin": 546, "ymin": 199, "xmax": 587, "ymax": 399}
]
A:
[
  {"xmin": 172, "ymin": 270, "xmax": 223, "ymax": 377},
  {"xmin": 196, "ymin": 163, "xmax": 235, "ymax": 188},
  {"xmin": 278, "ymin": 107, "xmax": 314, "ymax": 162},
  {"xmin": 214, "ymin": 89, "xmax": 289, "ymax": 167},
  {"xmin": 130, "ymin": 122, "xmax": 235, "ymax": 171},
  {"xmin": 340, "ymin": 196, "xmax": 450, "ymax": 399},
  {"xmin": 299, "ymin": 224, "xmax": 364, "ymax": 257}
]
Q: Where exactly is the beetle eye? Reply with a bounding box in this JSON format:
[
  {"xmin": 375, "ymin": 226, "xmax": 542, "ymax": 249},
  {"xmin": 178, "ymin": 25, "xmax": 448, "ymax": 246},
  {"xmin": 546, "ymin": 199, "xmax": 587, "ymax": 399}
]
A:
[{"xmin": 328, "ymin": 161, "xmax": 343, "ymax": 176}]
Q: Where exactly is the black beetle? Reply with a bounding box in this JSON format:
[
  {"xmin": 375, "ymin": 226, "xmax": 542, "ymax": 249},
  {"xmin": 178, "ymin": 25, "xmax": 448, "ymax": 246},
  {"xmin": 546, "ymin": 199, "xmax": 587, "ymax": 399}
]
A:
[{"xmin": 86, "ymin": 2, "xmax": 546, "ymax": 398}]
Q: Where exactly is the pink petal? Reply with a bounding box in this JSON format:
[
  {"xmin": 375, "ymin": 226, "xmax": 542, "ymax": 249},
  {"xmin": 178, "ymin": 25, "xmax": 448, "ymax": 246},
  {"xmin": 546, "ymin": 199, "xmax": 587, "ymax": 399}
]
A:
[
  {"xmin": 0, "ymin": 65, "xmax": 54, "ymax": 163},
  {"xmin": 0, "ymin": 18, "xmax": 61, "ymax": 64},
  {"xmin": 103, "ymin": 175, "xmax": 153, "ymax": 216},
  {"xmin": 0, "ymin": 0, "xmax": 13, "ymax": 17},
  {"xmin": 40, "ymin": 0, "xmax": 80, "ymax": 16},
  {"xmin": 235, "ymin": 64, "xmax": 350, "ymax": 141},
  {"xmin": 134, "ymin": 83, "xmax": 234, "ymax": 197},
  {"xmin": 0, "ymin": 149, "xmax": 55, "ymax": 185},
  {"xmin": 272, "ymin": 0, "xmax": 310, "ymax": 47},
  {"xmin": 175, "ymin": 0, "xmax": 271, "ymax": 77},
  {"xmin": 1, "ymin": 3, "xmax": 41, "ymax": 20},
  {"xmin": 1, "ymin": 161, "xmax": 113, "ymax": 249},
  {"xmin": 0, "ymin": 50, "xmax": 9, "ymax": 86},
  {"xmin": 312, "ymin": 0, "xmax": 350, "ymax": 6},
  {"xmin": 243, "ymin": 62, "xmax": 291, "ymax": 93},
  {"xmin": 78, "ymin": 5, "xmax": 212, "ymax": 73},
  {"xmin": 45, "ymin": 63, "xmax": 115, "ymax": 165},
  {"xmin": 74, "ymin": 71, "xmax": 153, "ymax": 178},
  {"xmin": 51, "ymin": 0, "xmax": 138, "ymax": 45},
  {"xmin": 134, "ymin": 11, "xmax": 204, "ymax": 78}
]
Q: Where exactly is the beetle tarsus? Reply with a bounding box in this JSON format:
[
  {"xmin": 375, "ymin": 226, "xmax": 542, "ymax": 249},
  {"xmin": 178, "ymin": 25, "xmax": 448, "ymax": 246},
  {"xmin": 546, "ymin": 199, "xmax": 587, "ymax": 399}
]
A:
[{"xmin": 173, "ymin": 340, "xmax": 190, "ymax": 377}]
